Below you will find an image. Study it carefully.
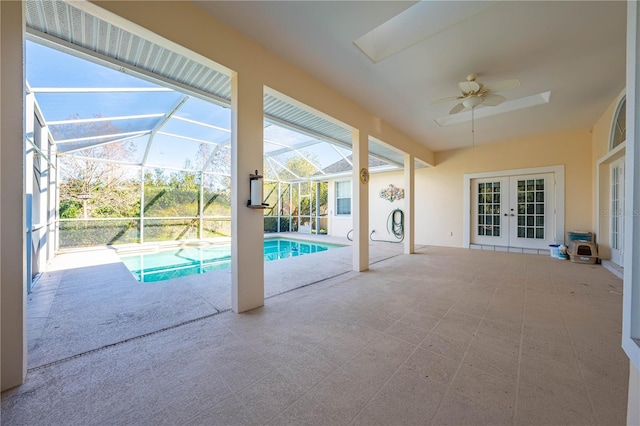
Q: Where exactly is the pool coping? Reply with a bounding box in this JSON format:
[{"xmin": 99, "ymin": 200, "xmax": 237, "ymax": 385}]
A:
[{"xmin": 57, "ymin": 232, "xmax": 352, "ymax": 256}]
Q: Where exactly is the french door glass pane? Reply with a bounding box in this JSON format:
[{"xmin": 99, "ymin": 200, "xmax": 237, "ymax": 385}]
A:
[
  {"xmin": 612, "ymin": 163, "xmax": 624, "ymax": 250},
  {"xmin": 478, "ymin": 181, "xmax": 501, "ymax": 237},
  {"xmin": 516, "ymin": 178, "xmax": 545, "ymax": 240}
]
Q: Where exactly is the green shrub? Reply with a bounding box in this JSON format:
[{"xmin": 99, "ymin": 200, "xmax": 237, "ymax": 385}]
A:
[{"xmin": 59, "ymin": 201, "xmax": 83, "ymax": 219}]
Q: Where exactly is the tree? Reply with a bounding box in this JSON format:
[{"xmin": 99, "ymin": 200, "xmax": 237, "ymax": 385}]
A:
[
  {"xmin": 284, "ymin": 153, "xmax": 321, "ymax": 178},
  {"xmin": 58, "ymin": 115, "xmax": 140, "ymax": 218}
]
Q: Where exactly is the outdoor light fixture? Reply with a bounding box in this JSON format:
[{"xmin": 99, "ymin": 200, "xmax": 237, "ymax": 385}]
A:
[{"xmin": 247, "ymin": 170, "xmax": 269, "ymax": 209}]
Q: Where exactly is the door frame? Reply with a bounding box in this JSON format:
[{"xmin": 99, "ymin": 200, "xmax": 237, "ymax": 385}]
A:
[
  {"xmin": 463, "ymin": 165, "xmax": 565, "ymax": 248},
  {"xmin": 596, "ymin": 141, "xmax": 626, "ymax": 264},
  {"xmin": 610, "ymin": 157, "xmax": 626, "ymax": 266}
]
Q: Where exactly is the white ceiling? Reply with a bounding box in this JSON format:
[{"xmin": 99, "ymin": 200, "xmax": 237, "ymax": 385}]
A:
[{"xmin": 194, "ymin": 0, "xmax": 626, "ymax": 152}]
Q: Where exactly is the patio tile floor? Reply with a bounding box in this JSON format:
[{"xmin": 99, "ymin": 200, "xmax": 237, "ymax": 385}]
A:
[{"xmin": 2, "ymin": 244, "xmax": 628, "ymax": 425}]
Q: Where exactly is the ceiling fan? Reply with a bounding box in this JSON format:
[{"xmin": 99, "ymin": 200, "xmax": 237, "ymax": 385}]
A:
[{"xmin": 432, "ymin": 73, "xmax": 520, "ymax": 115}]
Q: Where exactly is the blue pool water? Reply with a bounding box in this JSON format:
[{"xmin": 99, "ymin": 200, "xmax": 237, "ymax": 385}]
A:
[{"xmin": 120, "ymin": 238, "xmax": 345, "ymax": 283}]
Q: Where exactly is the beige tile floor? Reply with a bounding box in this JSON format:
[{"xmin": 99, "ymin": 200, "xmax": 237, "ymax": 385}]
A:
[
  {"xmin": 25, "ymin": 235, "xmax": 402, "ymax": 368},
  {"xmin": 1, "ymin": 245, "xmax": 629, "ymax": 425}
]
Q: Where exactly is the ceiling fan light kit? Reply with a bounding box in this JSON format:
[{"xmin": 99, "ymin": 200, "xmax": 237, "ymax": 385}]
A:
[{"xmin": 462, "ymin": 96, "xmax": 483, "ymax": 109}]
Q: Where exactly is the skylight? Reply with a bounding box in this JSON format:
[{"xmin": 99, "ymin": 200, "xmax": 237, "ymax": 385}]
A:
[{"xmin": 353, "ymin": 1, "xmax": 495, "ymax": 63}]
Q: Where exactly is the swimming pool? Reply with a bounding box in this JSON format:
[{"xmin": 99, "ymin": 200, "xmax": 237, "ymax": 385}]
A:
[{"xmin": 120, "ymin": 238, "xmax": 345, "ymax": 283}]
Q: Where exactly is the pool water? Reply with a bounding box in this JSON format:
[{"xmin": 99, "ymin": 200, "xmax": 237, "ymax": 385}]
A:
[{"xmin": 120, "ymin": 238, "xmax": 345, "ymax": 283}]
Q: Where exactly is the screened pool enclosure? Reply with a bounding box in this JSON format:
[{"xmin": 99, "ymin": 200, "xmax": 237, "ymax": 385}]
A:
[{"xmin": 26, "ymin": 38, "xmax": 408, "ymax": 260}]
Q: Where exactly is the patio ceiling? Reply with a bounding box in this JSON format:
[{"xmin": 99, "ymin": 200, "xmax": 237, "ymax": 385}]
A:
[
  {"xmin": 197, "ymin": 1, "xmax": 626, "ymax": 152},
  {"xmin": 25, "ymin": 0, "xmax": 423, "ymax": 182}
]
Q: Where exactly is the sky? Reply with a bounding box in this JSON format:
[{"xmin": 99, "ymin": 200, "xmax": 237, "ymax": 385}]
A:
[{"xmin": 26, "ymin": 40, "xmax": 354, "ymax": 176}]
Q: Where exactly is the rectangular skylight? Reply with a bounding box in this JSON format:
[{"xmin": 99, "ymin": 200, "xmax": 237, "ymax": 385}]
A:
[{"xmin": 354, "ymin": 1, "xmax": 495, "ymax": 63}]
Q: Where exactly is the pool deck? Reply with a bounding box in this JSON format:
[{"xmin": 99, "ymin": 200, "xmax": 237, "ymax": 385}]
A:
[{"xmin": 27, "ymin": 233, "xmax": 406, "ymax": 368}]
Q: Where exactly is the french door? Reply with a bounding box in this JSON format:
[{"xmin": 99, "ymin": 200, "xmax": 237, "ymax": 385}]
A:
[
  {"xmin": 472, "ymin": 173, "xmax": 555, "ymax": 249},
  {"xmin": 610, "ymin": 158, "xmax": 625, "ymax": 266}
]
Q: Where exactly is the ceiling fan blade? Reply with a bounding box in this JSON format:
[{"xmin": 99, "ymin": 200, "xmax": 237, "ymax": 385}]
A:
[
  {"xmin": 431, "ymin": 96, "xmax": 459, "ymax": 105},
  {"xmin": 449, "ymin": 103, "xmax": 466, "ymax": 115},
  {"xmin": 481, "ymin": 93, "xmax": 506, "ymax": 107},
  {"xmin": 458, "ymin": 81, "xmax": 480, "ymax": 94},
  {"xmin": 485, "ymin": 78, "xmax": 520, "ymax": 93}
]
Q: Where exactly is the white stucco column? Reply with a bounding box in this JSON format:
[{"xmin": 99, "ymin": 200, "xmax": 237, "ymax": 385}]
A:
[
  {"xmin": 403, "ymin": 153, "xmax": 415, "ymax": 254},
  {"xmin": 352, "ymin": 130, "xmax": 369, "ymax": 272},
  {"xmin": 231, "ymin": 72, "xmax": 264, "ymax": 313},
  {"xmin": 1, "ymin": 0, "xmax": 27, "ymax": 391},
  {"xmin": 625, "ymin": 1, "xmax": 640, "ymax": 423}
]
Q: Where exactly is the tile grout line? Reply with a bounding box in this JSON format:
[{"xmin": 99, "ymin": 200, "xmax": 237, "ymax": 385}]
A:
[
  {"xmin": 262, "ymin": 268, "xmax": 460, "ymax": 424},
  {"xmin": 180, "ymin": 323, "xmax": 258, "ymax": 424},
  {"xmin": 179, "ymin": 315, "xmax": 273, "ymax": 422},
  {"xmin": 347, "ymin": 341, "xmax": 422, "ymax": 425},
  {"xmin": 262, "ymin": 327, "xmax": 409, "ymax": 425},
  {"xmin": 426, "ymin": 267, "xmax": 500, "ymax": 426},
  {"xmin": 348, "ymin": 283, "xmax": 471, "ymax": 425},
  {"xmin": 256, "ymin": 285, "xmax": 419, "ymax": 425},
  {"xmin": 264, "ymin": 269, "xmax": 356, "ymax": 301},
  {"xmin": 553, "ymin": 274, "xmax": 599, "ymax": 424},
  {"xmin": 511, "ymin": 272, "xmax": 530, "ymax": 426}
]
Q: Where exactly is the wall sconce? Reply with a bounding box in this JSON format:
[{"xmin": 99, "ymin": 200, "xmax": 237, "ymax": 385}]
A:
[{"xmin": 247, "ymin": 170, "xmax": 269, "ymax": 209}]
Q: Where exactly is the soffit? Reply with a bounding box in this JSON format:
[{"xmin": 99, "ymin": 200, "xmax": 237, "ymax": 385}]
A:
[{"xmin": 25, "ymin": 0, "xmax": 232, "ymax": 102}]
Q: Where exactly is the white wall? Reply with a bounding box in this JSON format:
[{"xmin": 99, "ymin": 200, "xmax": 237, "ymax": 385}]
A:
[
  {"xmin": 327, "ymin": 171, "xmax": 419, "ymax": 243},
  {"xmin": 369, "ymin": 172, "xmax": 407, "ymax": 242},
  {"xmin": 327, "ymin": 178, "xmax": 353, "ymax": 239}
]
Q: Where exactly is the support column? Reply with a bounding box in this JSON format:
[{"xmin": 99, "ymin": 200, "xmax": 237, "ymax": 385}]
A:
[
  {"xmin": 277, "ymin": 181, "xmax": 281, "ymax": 233},
  {"xmin": 25, "ymin": 94, "xmax": 34, "ymax": 293},
  {"xmin": 315, "ymin": 181, "xmax": 320, "ymax": 234},
  {"xmin": 140, "ymin": 167, "xmax": 145, "ymax": 243},
  {"xmin": 352, "ymin": 130, "xmax": 369, "ymax": 272},
  {"xmin": 199, "ymin": 171, "xmax": 204, "ymax": 239},
  {"xmin": 625, "ymin": 2, "xmax": 640, "ymax": 422},
  {"xmin": 1, "ymin": 0, "xmax": 27, "ymax": 391},
  {"xmin": 403, "ymin": 153, "xmax": 415, "ymax": 254},
  {"xmin": 624, "ymin": 0, "xmax": 640, "ymax": 360},
  {"xmin": 231, "ymin": 72, "xmax": 264, "ymax": 313}
]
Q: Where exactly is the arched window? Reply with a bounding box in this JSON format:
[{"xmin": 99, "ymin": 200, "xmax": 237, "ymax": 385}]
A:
[{"xmin": 611, "ymin": 96, "xmax": 626, "ymax": 150}]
